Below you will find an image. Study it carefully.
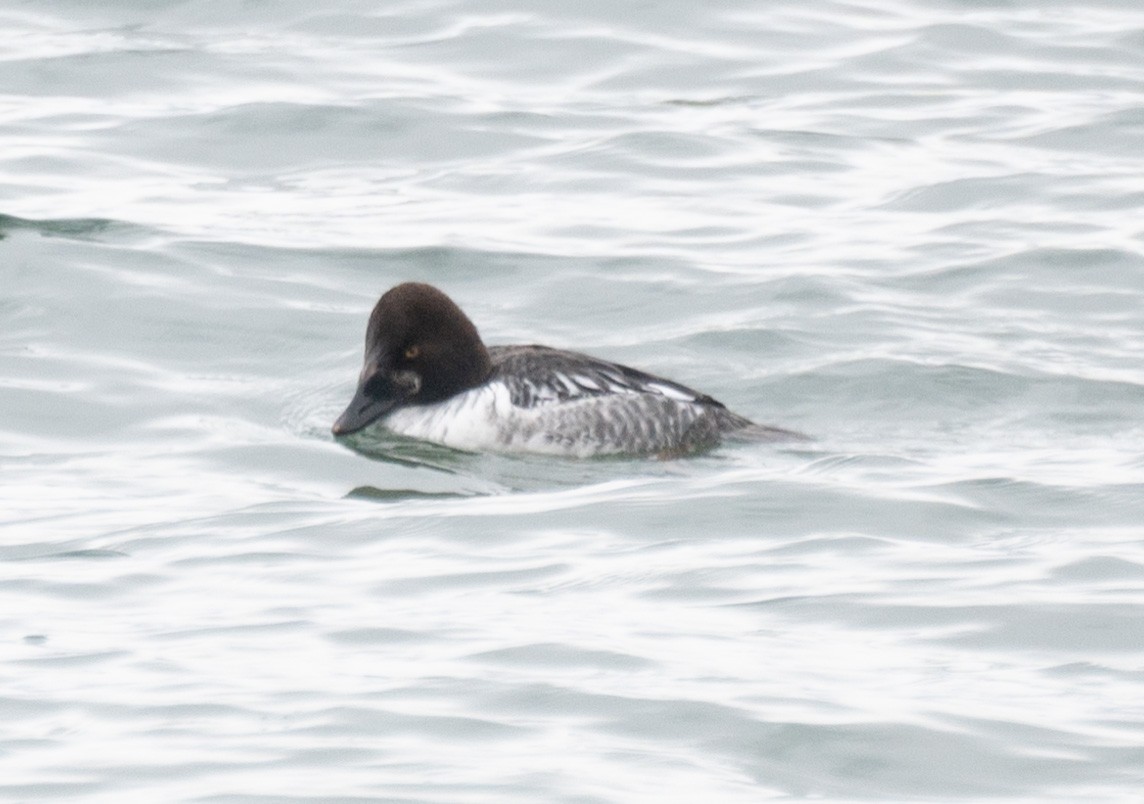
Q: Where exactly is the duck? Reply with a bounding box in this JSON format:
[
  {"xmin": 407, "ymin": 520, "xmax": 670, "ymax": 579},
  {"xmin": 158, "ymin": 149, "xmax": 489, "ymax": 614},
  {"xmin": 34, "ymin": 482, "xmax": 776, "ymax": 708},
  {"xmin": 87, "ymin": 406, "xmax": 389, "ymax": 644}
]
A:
[{"xmin": 332, "ymin": 282, "xmax": 803, "ymax": 457}]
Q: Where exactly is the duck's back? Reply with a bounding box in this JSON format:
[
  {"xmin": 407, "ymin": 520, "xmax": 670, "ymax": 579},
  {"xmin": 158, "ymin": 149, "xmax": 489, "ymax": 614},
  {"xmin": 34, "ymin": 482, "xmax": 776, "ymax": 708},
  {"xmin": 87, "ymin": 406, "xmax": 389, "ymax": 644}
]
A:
[{"xmin": 486, "ymin": 345, "xmax": 787, "ymax": 457}]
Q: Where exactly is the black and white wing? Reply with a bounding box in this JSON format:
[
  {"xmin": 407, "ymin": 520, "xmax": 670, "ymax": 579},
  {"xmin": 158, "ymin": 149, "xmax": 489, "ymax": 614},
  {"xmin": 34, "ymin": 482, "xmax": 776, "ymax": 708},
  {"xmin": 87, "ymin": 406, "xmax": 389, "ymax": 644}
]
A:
[
  {"xmin": 486, "ymin": 345, "xmax": 802, "ymax": 455},
  {"xmin": 488, "ymin": 345, "xmax": 724, "ymax": 409}
]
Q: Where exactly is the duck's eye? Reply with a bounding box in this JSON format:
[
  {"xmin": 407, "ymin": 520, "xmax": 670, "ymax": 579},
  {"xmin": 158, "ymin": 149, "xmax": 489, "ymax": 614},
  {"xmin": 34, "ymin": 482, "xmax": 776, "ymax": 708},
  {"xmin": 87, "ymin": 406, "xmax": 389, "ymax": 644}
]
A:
[{"xmin": 404, "ymin": 345, "xmax": 420, "ymax": 360}]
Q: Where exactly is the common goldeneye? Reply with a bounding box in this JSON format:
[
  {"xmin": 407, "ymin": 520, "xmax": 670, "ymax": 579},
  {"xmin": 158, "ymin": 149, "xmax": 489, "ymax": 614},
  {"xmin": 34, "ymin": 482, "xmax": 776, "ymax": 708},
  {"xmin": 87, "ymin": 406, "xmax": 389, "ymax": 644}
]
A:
[{"xmin": 332, "ymin": 282, "xmax": 803, "ymax": 457}]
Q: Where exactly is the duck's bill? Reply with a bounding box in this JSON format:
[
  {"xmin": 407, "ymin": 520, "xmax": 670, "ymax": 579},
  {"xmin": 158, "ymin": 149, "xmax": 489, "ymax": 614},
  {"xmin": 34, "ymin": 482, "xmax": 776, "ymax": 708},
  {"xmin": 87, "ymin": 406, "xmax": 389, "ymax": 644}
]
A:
[{"xmin": 332, "ymin": 387, "xmax": 398, "ymax": 436}]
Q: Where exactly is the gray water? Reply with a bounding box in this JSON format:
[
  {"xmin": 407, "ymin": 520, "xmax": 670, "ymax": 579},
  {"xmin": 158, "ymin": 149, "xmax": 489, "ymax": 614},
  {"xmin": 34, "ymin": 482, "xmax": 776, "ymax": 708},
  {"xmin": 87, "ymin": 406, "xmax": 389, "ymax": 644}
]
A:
[{"xmin": 3, "ymin": 1, "xmax": 1144, "ymax": 801}]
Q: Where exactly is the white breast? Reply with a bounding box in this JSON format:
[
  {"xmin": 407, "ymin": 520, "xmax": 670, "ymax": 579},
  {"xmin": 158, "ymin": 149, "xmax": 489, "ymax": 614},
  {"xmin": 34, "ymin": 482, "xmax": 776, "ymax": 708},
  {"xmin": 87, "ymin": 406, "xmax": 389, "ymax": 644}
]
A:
[{"xmin": 381, "ymin": 383, "xmax": 510, "ymax": 452}]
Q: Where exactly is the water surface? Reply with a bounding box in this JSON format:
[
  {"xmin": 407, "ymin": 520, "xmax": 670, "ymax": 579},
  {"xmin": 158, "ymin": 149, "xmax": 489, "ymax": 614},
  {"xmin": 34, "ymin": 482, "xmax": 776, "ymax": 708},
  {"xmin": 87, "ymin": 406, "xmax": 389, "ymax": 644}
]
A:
[{"xmin": 3, "ymin": 1, "xmax": 1144, "ymax": 800}]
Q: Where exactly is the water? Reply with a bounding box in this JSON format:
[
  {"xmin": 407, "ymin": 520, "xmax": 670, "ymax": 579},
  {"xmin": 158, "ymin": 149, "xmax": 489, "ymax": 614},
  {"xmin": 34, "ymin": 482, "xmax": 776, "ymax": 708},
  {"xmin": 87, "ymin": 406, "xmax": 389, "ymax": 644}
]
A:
[{"xmin": 3, "ymin": 1, "xmax": 1144, "ymax": 800}]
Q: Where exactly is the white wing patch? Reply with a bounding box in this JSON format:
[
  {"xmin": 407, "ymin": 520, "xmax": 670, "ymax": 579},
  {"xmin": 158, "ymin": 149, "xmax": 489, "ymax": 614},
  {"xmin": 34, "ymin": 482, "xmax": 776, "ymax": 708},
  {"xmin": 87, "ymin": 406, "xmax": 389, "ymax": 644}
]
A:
[{"xmin": 645, "ymin": 381, "xmax": 698, "ymax": 402}]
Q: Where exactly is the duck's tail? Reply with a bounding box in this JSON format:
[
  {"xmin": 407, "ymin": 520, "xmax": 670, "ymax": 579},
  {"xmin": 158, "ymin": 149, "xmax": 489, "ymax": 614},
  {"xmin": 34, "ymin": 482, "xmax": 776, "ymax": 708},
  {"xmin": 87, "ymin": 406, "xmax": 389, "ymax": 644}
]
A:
[{"xmin": 716, "ymin": 409, "xmax": 810, "ymax": 443}]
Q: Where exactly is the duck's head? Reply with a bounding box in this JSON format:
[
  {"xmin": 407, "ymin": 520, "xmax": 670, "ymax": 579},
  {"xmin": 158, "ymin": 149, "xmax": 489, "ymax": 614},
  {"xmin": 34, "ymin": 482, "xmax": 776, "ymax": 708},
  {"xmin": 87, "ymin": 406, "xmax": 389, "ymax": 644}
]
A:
[{"xmin": 332, "ymin": 282, "xmax": 492, "ymax": 436}]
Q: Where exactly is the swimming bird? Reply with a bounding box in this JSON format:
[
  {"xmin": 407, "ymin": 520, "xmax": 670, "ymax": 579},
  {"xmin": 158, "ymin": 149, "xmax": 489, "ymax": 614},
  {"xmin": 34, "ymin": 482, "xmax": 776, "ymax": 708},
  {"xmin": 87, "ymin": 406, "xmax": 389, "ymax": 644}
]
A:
[{"xmin": 332, "ymin": 282, "xmax": 802, "ymax": 457}]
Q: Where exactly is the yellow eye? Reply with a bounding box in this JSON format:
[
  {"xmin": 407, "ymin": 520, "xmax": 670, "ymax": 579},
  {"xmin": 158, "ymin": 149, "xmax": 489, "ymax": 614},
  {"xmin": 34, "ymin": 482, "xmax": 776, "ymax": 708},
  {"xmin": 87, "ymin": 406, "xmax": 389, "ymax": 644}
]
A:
[{"xmin": 404, "ymin": 345, "xmax": 419, "ymax": 360}]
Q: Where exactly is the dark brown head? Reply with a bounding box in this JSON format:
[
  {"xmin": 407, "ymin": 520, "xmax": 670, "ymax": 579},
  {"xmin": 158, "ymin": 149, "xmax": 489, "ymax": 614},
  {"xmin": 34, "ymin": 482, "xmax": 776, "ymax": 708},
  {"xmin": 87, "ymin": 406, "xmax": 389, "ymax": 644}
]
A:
[{"xmin": 332, "ymin": 283, "xmax": 492, "ymax": 436}]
